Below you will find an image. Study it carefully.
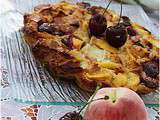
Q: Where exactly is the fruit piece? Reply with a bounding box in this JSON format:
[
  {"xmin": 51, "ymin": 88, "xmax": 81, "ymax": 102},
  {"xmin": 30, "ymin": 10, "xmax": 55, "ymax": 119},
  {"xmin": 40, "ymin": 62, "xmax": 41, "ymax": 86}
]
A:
[
  {"xmin": 126, "ymin": 72, "xmax": 140, "ymax": 89},
  {"xmin": 143, "ymin": 62, "xmax": 159, "ymax": 78},
  {"xmin": 112, "ymin": 72, "xmax": 140, "ymax": 90},
  {"xmin": 86, "ymin": 72, "xmax": 111, "ymax": 81},
  {"xmin": 62, "ymin": 36, "xmax": 84, "ymax": 50},
  {"xmin": 89, "ymin": 14, "xmax": 107, "ymax": 36},
  {"xmin": 119, "ymin": 21, "xmax": 137, "ymax": 36},
  {"xmin": 72, "ymin": 38, "xmax": 84, "ymax": 50},
  {"xmin": 38, "ymin": 23, "xmax": 64, "ymax": 35},
  {"xmin": 97, "ymin": 61, "xmax": 120, "ymax": 69},
  {"xmin": 112, "ymin": 73, "xmax": 128, "ymax": 87},
  {"xmin": 127, "ymin": 26, "xmax": 137, "ymax": 36},
  {"xmin": 38, "ymin": 23, "xmax": 53, "ymax": 33},
  {"xmin": 141, "ymin": 75, "xmax": 159, "ymax": 89},
  {"xmin": 61, "ymin": 36, "xmax": 73, "ymax": 49},
  {"xmin": 59, "ymin": 111, "xmax": 83, "ymax": 120},
  {"xmin": 84, "ymin": 87, "xmax": 148, "ymax": 120},
  {"xmin": 81, "ymin": 44, "xmax": 108, "ymax": 62},
  {"xmin": 73, "ymin": 21, "xmax": 90, "ymax": 43},
  {"xmin": 140, "ymin": 60, "xmax": 159, "ymax": 88},
  {"xmin": 91, "ymin": 37, "xmax": 118, "ymax": 53},
  {"xmin": 121, "ymin": 16, "xmax": 131, "ymax": 27},
  {"xmin": 85, "ymin": 69, "xmax": 113, "ymax": 85},
  {"xmin": 120, "ymin": 16, "xmax": 137, "ymax": 36},
  {"xmin": 106, "ymin": 24, "xmax": 127, "ymax": 48}
]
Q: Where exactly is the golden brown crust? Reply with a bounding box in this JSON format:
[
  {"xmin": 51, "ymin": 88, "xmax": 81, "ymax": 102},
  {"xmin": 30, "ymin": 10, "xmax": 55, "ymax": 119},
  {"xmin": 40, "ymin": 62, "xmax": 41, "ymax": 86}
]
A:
[{"xmin": 23, "ymin": 2, "xmax": 159, "ymax": 93}]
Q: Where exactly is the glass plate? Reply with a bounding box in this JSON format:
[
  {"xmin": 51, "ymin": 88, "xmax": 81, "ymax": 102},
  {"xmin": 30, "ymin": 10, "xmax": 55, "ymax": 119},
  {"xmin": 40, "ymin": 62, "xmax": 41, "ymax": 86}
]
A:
[{"xmin": 1, "ymin": 0, "xmax": 159, "ymax": 107}]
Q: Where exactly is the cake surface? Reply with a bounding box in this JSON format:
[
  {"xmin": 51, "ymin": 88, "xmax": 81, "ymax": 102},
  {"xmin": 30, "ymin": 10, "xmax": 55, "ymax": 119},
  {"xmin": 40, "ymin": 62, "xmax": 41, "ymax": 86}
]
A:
[{"xmin": 23, "ymin": 2, "xmax": 159, "ymax": 93}]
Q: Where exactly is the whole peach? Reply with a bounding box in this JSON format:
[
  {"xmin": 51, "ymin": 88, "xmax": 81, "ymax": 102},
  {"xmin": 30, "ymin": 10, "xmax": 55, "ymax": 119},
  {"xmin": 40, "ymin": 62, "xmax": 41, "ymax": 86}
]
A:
[{"xmin": 84, "ymin": 87, "xmax": 147, "ymax": 120}]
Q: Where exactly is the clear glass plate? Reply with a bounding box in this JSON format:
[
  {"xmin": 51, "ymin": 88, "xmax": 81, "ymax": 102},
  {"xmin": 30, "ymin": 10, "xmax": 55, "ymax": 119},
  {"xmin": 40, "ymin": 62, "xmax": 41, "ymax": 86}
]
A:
[{"xmin": 1, "ymin": 0, "xmax": 159, "ymax": 107}]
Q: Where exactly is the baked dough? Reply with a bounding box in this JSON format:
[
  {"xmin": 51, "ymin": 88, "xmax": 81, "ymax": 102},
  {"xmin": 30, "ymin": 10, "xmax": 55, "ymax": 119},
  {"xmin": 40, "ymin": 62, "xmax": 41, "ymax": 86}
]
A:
[{"xmin": 23, "ymin": 2, "xmax": 159, "ymax": 93}]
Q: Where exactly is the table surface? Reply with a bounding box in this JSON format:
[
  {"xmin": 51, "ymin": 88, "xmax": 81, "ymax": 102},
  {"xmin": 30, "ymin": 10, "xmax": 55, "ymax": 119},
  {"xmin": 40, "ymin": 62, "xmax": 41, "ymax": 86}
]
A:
[{"xmin": 1, "ymin": 0, "xmax": 159, "ymax": 120}]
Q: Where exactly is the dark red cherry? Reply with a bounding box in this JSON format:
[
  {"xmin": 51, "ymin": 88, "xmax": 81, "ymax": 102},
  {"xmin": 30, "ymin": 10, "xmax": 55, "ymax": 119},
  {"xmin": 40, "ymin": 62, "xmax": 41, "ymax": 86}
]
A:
[
  {"xmin": 140, "ymin": 61, "xmax": 159, "ymax": 88},
  {"xmin": 38, "ymin": 23, "xmax": 53, "ymax": 34},
  {"xmin": 89, "ymin": 14, "xmax": 107, "ymax": 36},
  {"xmin": 59, "ymin": 111, "xmax": 83, "ymax": 120},
  {"xmin": 106, "ymin": 24, "xmax": 127, "ymax": 48},
  {"xmin": 38, "ymin": 23, "xmax": 65, "ymax": 36},
  {"xmin": 143, "ymin": 62, "xmax": 159, "ymax": 78}
]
